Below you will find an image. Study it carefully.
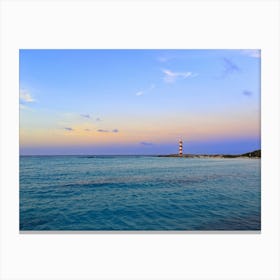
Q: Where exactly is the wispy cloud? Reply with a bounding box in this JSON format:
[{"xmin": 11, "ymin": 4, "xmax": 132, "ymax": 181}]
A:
[
  {"xmin": 222, "ymin": 58, "xmax": 240, "ymax": 77},
  {"xmin": 162, "ymin": 69, "xmax": 194, "ymax": 83},
  {"xmin": 241, "ymin": 49, "xmax": 261, "ymax": 58},
  {"xmin": 80, "ymin": 114, "xmax": 91, "ymax": 119},
  {"xmin": 157, "ymin": 56, "xmax": 169, "ymax": 62},
  {"xmin": 64, "ymin": 127, "xmax": 74, "ymax": 131},
  {"xmin": 84, "ymin": 128, "xmax": 91, "ymax": 131},
  {"xmin": 135, "ymin": 84, "xmax": 155, "ymax": 97},
  {"xmin": 140, "ymin": 142, "xmax": 154, "ymax": 146},
  {"xmin": 20, "ymin": 104, "xmax": 28, "ymax": 110},
  {"xmin": 242, "ymin": 90, "xmax": 253, "ymax": 96},
  {"xmin": 96, "ymin": 118, "xmax": 102, "ymax": 122},
  {"xmin": 136, "ymin": 91, "xmax": 144, "ymax": 96},
  {"xmin": 97, "ymin": 128, "xmax": 119, "ymax": 133},
  {"xmin": 20, "ymin": 89, "xmax": 35, "ymax": 103}
]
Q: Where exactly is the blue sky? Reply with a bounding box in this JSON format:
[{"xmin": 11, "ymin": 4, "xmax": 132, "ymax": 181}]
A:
[{"xmin": 20, "ymin": 49, "xmax": 260, "ymax": 155}]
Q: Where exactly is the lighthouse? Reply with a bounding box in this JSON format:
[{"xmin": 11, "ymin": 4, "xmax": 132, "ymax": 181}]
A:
[{"xmin": 179, "ymin": 139, "xmax": 183, "ymax": 157}]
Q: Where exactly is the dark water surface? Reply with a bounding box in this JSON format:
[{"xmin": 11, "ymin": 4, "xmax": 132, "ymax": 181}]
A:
[{"xmin": 20, "ymin": 156, "xmax": 261, "ymax": 231}]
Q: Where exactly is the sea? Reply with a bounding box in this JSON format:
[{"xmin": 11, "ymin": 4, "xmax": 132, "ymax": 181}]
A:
[{"xmin": 20, "ymin": 156, "xmax": 261, "ymax": 231}]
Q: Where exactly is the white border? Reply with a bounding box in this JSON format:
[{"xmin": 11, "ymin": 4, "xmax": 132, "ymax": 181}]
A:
[{"xmin": 1, "ymin": 0, "xmax": 279, "ymax": 279}]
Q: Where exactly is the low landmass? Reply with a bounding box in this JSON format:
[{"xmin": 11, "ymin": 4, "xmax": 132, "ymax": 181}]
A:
[{"xmin": 158, "ymin": 149, "xmax": 261, "ymax": 159}]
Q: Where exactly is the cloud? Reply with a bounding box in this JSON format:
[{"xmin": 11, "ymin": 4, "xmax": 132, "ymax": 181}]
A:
[
  {"xmin": 135, "ymin": 84, "xmax": 156, "ymax": 97},
  {"xmin": 222, "ymin": 58, "xmax": 240, "ymax": 77},
  {"xmin": 241, "ymin": 49, "xmax": 261, "ymax": 58},
  {"xmin": 162, "ymin": 69, "xmax": 193, "ymax": 83},
  {"xmin": 96, "ymin": 118, "xmax": 101, "ymax": 122},
  {"xmin": 97, "ymin": 128, "xmax": 119, "ymax": 133},
  {"xmin": 242, "ymin": 90, "xmax": 253, "ymax": 96},
  {"xmin": 158, "ymin": 56, "xmax": 169, "ymax": 62},
  {"xmin": 140, "ymin": 142, "xmax": 154, "ymax": 146},
  {"xmin": 80, "ymin": 114, "xmax": 91, "ymax": 119},
  {"xmin": 84, "ymin": 128, "xmax": 91, "ymax": 131},
  {"xmin": 64, "ymin": 127, "xmax": 74, "ymax": 131},
  {"xmin": 20, "ymin": 89, "xmax": 35, "ymax": 103},
  {"xmin": 20, "ymin": 104, "xmax": 27, "ymax": 110}
]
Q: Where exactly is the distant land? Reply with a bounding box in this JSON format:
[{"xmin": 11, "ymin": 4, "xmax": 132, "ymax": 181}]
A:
[{"xmin": 158, "ymin": 149, "xmax": 261, "ymax": 159}]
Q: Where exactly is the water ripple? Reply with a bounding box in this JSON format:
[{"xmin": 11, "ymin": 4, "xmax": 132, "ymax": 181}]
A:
[{"xmin": 20, "ymin": 156, "xmax": 261, "ymax": 230}]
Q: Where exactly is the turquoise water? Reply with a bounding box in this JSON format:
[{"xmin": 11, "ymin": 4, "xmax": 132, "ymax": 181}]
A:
[{"xmin": 20, "ymin": 156, "xmax": 261, "ymax": 231}]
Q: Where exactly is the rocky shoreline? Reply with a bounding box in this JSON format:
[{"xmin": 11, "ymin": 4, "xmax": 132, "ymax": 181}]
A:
[{"xmin": 158, "ymin": 149, "xmax": 261, "ymax": 159}]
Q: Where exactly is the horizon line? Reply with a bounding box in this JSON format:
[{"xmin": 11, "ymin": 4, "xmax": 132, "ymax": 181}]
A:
[{"xmin": 20, "ymin": 149, "xmax": 261, "ymax": 157}]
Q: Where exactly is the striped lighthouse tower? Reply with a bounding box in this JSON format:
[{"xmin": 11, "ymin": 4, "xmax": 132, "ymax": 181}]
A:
[{"xmin": 179, "ymin": 139, "xmax": 183, "ymax": 157}]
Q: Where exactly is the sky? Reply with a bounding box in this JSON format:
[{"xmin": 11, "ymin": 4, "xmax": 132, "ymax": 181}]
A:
[{"xmin": 19, "ymin": 49, "xmax": 261, "ymax": 155}]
